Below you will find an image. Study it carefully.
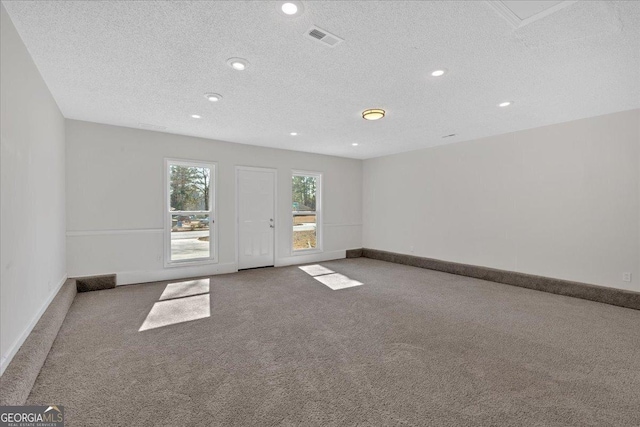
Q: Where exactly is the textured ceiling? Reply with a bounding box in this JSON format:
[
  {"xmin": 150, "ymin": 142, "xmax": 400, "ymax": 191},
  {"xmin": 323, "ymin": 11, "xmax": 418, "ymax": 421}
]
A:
[{"xmin": 3, "ymin": 1, "xmax": 639, "ymax": 159}]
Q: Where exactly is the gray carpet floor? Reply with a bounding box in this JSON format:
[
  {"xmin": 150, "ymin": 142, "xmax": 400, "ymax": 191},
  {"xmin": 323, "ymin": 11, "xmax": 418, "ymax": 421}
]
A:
[{"xmin": 27, "ymin": 258, "xmax": 640, "ymax": 426}]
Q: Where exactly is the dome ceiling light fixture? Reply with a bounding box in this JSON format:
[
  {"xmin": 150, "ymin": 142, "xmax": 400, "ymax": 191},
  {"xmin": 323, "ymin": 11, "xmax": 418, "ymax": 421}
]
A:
[
  {"xmin": 362, "ymin": 109, "xmax": 385, "ymax": 121},
  {"xmin": 227, "ymin": 58, "xmax": 249, "ymax": 71},
  {"xmin": 498, "ymin": 101, "xmax": 513, "ymax": 107},
  {"xmin": 204, "ymin": 93, "xmax": 222, "ymax": 102},
  {"xmin": 431, "ymin": 69, "xmax": 447, "ymax": 77}
]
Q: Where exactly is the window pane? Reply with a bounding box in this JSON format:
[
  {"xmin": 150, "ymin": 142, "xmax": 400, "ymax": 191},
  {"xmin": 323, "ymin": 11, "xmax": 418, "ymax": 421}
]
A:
[
  {"xmin": 170, "ymin": 165, "xmax": 210, "ymax": 211},
  {"xmin": 292, "ymin": 175, "xmax": 317, "ymax": 250},
  {"xmin": 171, "ymin": 214, "xmax": 210, "ymax": 261},
  {"xmin": 293, "ymin": 212, "xmax": 316, "ymax": 250}
]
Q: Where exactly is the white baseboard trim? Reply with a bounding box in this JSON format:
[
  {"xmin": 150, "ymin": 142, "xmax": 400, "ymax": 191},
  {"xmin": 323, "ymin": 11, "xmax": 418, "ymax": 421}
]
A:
[
  {"xmin": 116, "ymin": 262, "xmax": 238, "ymax": 286},
  {"xmin": 0, "ymin": 273, "xmax": 68, "ymax": 377},
  {"xmin": 275, "ymin": 250, "xmax": 346, "ymax": 267}
]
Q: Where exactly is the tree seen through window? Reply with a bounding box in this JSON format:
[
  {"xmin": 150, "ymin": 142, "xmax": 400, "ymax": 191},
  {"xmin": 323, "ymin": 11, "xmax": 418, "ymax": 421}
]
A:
[{"xmin": 170, "ymin": 165, "xmax": 210, "ymax": 211}]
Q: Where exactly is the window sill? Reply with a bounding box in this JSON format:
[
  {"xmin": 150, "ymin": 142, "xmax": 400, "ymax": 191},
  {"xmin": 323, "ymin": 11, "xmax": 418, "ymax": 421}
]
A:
[
  {"xmin": 164, "ymin": 258, "xmax": 218, "ymax": 269},
  {"xmin": 291, "ymin": 249, "xmax": 323, "ymax": 256}
]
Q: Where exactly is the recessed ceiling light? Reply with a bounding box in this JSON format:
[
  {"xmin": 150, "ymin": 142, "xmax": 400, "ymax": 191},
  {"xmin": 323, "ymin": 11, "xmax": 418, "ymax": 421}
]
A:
[
  {"xmin": 278, "ymin": 1, "xmax": 303, "ymax": 16},
  {"xmin": 191, "ymin": 114, "xmax": 201, "ymax": 119},
  {"xmin": 204, "ymin": 93, "xmax": 222, "ymax": 102},
  {"xmin": 431, "ymin": 69, "xmax": 447, "ymax": 77},
  {"xmin": 352, "ymin": 143, "xmax": 359, "ymax": 146},
  {"xmin": 290, "ymin": 132, "xmax": 298, "ymax": 136},
  {"xmin": 282, "ymin": 3, "xmax": 297, "ymax": 15},
  {"xmin": 227, "ymin": 58, "xmax": 249, "ymax": 71},
  {"xmin": 362, "ymin": 109, "xmax": 385, "ymax": 121},
  {"xmin": 498, "ymin": 101, "xmax": 513, "ymax": 107}
]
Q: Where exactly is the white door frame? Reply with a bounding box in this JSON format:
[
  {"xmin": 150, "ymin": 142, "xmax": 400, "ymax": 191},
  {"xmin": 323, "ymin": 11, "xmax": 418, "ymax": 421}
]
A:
[{"xmin": 235, "ymin": 166, "xmax": 278, "ymax": 268}]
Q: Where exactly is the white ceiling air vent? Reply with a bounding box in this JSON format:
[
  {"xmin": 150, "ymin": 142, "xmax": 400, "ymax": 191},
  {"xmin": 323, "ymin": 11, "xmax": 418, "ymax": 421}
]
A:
[{"xmin": 305, "ymin": 26, "xmax": 343, "ymax": 47}]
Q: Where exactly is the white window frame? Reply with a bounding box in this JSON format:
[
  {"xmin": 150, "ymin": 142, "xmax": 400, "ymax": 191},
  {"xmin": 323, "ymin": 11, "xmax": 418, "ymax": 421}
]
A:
[
  {"xmin": 164, "ymin": 158, "xmax": 218, "ymax": 267},
  {"xmin": 291, "ymin": 170, "xmax": 323, "ymax": 255}
]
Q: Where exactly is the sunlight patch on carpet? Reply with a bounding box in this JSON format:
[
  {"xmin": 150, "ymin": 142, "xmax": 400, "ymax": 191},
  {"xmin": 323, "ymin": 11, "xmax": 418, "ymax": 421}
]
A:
[
  {"xmin": 313, "ymin": 273, "xmax": 363, "ymax": 290},
  {"xmin": 299, "ymin": 264, "xmax": 363, "ymax": 290},
  {"xmin": 159, "ymin": 278, "xmax": 210, "ymax": 301},
  {"xmin": 139, "ymin": 294, "xmax": 210, "ymax": 331},
  {"xmin": 298, "ymin": 264, "xmax": 334, "ymax": 277}
]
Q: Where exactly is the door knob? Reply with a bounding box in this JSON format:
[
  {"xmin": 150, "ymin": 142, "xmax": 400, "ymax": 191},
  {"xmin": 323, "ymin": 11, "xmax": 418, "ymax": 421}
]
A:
[{"xmin": 270, "ymin": 224, "xmax": 275, "ymax": 228}]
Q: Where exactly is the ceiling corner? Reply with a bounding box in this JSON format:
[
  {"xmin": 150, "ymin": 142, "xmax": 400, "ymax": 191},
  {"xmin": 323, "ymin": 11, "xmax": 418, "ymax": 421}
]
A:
[{"xmin": 486, "ymin": 0, "xmax": 579, "ymax": 29}]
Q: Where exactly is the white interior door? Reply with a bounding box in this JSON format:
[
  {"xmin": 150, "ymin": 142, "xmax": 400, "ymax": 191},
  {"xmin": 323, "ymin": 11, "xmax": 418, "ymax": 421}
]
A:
[{"xmin": 238, "ymin": 168, "xmax": 276, "ymax": 269}]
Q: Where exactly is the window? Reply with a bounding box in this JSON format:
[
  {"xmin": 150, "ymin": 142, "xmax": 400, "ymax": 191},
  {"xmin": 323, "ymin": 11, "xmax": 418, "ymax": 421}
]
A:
[
  {"xmin": 165, "ymin": 160, "xmax": 216, "ymax": 266},
  {"xmin": 292, "ymin": 171, "xmax": 322, "ymax": 252}
]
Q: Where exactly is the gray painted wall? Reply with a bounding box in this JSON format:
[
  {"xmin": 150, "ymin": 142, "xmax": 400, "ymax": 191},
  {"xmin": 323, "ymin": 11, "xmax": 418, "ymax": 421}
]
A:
[
  {"xmin": 0, "ymin": 4, "xmax": 67, "ymax": 374},
  {"xmin": 65, "ymin": 120, "xmax": 362, "ymax": 285},
  {"xmin": 363, "ymin": 110, "xmax": 640, "ymax": 292}
]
